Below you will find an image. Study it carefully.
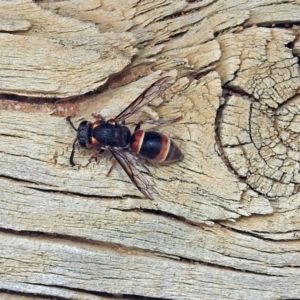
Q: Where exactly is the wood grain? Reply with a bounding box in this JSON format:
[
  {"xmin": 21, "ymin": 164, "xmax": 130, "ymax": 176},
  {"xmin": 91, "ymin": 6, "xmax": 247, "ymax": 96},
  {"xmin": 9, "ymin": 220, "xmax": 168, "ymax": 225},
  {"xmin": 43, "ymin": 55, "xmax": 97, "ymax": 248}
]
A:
[
  {"xmin": 1, "ymin": 0, "xmax": 300, "ymax": 299},
  {"xmin": 0, "ymin": 0, "xmax": 136, "ymax": 97}
]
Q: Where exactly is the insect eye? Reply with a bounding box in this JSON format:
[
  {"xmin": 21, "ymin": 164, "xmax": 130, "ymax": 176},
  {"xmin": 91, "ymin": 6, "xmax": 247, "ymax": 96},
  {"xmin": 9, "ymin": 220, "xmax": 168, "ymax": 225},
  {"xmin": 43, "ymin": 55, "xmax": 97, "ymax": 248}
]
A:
[{"xmin": 77, "ymin": 121, "xmax": 91, "ymax": 148}]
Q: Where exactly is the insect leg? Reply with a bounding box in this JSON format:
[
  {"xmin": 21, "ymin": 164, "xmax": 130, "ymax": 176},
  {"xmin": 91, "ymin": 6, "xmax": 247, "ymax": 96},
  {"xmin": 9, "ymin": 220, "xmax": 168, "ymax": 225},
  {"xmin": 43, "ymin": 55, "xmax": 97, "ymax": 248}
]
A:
[
  {"xmin": 106, "ymin": 158, "xmax": 117, "ymax": 177},
  {"xmin": 88, "ymin": 149, "xmax": 105, "ymax": 163}
]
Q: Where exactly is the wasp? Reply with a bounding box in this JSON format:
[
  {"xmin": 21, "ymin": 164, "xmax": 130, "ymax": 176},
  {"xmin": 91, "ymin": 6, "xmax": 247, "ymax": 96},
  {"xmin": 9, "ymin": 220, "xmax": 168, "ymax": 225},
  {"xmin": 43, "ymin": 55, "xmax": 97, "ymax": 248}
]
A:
[{"xmin": 67, "ymin": 77, "xmax": 183, "ymax": 199}]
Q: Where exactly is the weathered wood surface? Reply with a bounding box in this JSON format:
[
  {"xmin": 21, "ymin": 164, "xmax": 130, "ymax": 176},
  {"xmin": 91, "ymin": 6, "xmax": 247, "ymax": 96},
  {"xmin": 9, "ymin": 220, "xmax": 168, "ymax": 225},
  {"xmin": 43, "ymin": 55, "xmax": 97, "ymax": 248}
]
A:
[{"xmin": 1, "ymin": 0, "xmax": 300, "ymax": 299}]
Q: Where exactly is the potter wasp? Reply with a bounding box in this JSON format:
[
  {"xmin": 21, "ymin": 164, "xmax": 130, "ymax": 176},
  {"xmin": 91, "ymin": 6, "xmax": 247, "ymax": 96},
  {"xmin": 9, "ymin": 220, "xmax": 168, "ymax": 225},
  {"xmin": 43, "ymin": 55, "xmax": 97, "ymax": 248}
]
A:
[{"xmin": 67, "ymin": 77, "xmax": 183, "ymax": 199}]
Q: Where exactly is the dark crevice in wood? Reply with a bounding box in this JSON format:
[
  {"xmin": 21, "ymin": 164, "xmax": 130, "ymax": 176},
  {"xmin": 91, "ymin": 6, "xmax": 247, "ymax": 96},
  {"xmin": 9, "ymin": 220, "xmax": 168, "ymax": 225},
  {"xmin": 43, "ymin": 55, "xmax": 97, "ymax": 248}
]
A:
[
  {"xmin": 0, "ymin": 92, "xmax": 91, "ymax": 118},
  {"xmin": 0, "ymin": 228, "xmax": 285, "ymax": 276},
  {"xmin": 0, "ymin": 72, "xmax": 132, "ymax": 118},
  {"xmin": 0, "ymin": 227, "xmax": 177, "ymax": 259},
  {"xmin": 286, "ymin": 41, "xmax": 294, "ymax": 50},
  {"xmin": 27, "ymin": 186, "xmax": 141, "ymax": 200},
  {"xmin": 222, "ymin": 87, "xmax": 257, "ymax": 100},
  {"xmin": 23, "ymin": 284, "xmax": 170, "ymax": 300},
  {"xmin": 113, "ymin": 199, "xmax": 239, "ymax": 225},
  {"xmin": 258, "ymin": 23, "xmax": 296, "ymax": 29},
  {"xmin": 0, "ymin": 227, "xmax": 180, "ymax": 261},
  {"xmin": 0, "ymin": 93, "xmax": 59, "ymax": 103},
  {"xmin": 167, "ymin": 30, "xmax": 189, "ymax": 41},
  {"xmin": 0, "ymin": 286, "xmax": 167, "ymax": 300},
  {"xmin": 194, "ymin": 69, "xmax": 214, "ymax": 80},
  {"xmin": 119, "ymin": 207, "xmax": 205, "ymax": 227},
  {"xmin": 214, "ymin": 96, "xmax": 244, "ymax": 180},
  {"xmin": 0, "ymin": 289, "xmax": 67, "ymax": 300},
  {"xmin": 274, "ymin": 93, "xmax": 300, "ymax": 110},
  {"xmin": 0, "ymin": 174, "xmax": 52, "ymax": 187},
  {"xmin": 218, "ymin": 222, "xmax": 300, "ymax": 244},
  {"xmin": 157, "ymin": 11, "xmax": 187, "ymax": 22},
  {"xmin": 222, "ymin": 85, "xmax": 256, "ymax": 99},
  {"xmin": 178, "ymin": 256, "xmax": 287, "ymax": 276},
  {"xmin": 0, "ymin": 132, "xmax": 26, "ymax": 139},
  {"xmin": 1, "ymin": 174, "xmax": 237, "ymax": 223}
]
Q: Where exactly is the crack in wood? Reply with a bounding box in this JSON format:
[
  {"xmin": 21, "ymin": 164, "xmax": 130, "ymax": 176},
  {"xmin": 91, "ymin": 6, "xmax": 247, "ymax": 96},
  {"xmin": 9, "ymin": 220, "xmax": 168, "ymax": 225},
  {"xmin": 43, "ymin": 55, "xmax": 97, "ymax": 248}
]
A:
[
  {"xmin": 219, "ymin": 222, "xmax": 300, "ymax": 243},
  {"xmin": 0, "ymin": 228, "xmax": 279, "ymax": 278},
  {"xmin": 0, "ymin": 289, "xmax": 68, "ymax": 300},
  {"xmin": 27, "ymin": 186, "xmax": 135, "ymax": 200}
]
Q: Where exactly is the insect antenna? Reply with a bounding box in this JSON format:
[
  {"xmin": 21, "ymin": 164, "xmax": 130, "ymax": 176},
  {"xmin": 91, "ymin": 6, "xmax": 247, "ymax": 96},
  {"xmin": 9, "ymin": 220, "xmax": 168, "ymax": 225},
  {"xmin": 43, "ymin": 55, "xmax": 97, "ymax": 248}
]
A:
[
  {"xmin": 66, "ymin": 117, "xmax": 78, "ymax": 166},
  {"xmin": 69, "ymin": 138, "xmax": 77, "ymax": 166},
  {"xmin": 66, "ymin": 116, "xmax": 78, "ymax": 132}
]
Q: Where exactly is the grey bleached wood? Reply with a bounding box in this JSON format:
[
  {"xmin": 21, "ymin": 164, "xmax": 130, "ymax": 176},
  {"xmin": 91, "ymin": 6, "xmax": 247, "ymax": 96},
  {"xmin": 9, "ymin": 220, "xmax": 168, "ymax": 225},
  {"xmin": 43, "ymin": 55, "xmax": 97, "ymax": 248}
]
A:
[
  {"xmin": 1, "ymin": 176, "xmax": 300, "ymax": 276},
  {"xmin": 1, "ymin": 0, "xmax": 300, "ymax": 299},
  {"xmin": 0, "ymin": 18, "xmax": 31, "ymax": 31},
  {"xmin": 1, "ymin": 232, "xmax": 300, "ymax": 300}
]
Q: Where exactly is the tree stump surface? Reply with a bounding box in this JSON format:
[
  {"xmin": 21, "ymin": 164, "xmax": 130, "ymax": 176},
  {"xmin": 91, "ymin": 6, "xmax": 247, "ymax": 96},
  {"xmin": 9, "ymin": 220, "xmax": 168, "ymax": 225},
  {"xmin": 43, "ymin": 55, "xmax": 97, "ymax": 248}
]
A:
[{"xmin": 1, "ymin": 0, "xmax": 300, "ymax": 299}]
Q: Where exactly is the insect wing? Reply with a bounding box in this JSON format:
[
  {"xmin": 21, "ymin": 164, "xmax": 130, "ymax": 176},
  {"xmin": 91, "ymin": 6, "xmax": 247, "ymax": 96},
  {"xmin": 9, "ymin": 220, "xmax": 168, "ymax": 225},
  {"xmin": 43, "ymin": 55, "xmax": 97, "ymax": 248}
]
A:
[
  {"xmin": 108, "ymin": 147, "xmax": 159, "ymax": 200},
  {"xmin": 114, "ymin": 76, "xmax": 175, "ymax": 123}
]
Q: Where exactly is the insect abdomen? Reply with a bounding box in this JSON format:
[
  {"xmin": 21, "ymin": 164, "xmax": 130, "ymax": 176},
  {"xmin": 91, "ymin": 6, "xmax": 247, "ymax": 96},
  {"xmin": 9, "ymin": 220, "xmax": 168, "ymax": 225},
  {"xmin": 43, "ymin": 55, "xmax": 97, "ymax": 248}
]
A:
[{"xmin": 130, "ymin": 130, "xmax": 183, "ymax": 163}]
